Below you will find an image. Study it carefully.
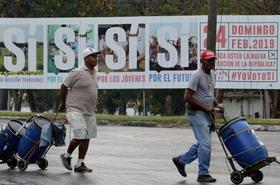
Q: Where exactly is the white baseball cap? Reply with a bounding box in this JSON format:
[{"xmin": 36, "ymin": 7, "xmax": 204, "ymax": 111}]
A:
[{"xmin": 83, "ymin": 47, "xmax": 100, "ymax": 59}]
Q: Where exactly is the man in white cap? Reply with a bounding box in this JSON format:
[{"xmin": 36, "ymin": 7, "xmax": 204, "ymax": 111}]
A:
[{"xmin": 58, "ymin": 47, "xmax": 100, "ymax": 173}]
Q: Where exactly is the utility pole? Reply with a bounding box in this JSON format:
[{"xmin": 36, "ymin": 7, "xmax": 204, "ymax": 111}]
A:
[
  {"xmin": 207, "ymin": 0, "xmax": 224, "ymax": 105},
  {"xmin": 143, "ymin": 90, "xmax": 145, "ymax": 116},
  {"xmin": 207, "ymin": 0, "xmax": 217, "ymax": 52}
]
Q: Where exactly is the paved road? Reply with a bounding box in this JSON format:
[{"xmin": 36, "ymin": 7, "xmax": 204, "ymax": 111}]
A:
[{"xmin": 0, "ymin": 123, "xmax": 279, "ymax": 185}]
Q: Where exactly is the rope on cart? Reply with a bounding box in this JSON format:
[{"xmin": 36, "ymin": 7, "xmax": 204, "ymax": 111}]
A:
[
  {"xmin": 23, "ymin": 144, "xmax": 38, "ymax": 161},
  {"xmin": 231, "ymin": 145, "xmax": 266, "ymax": 158},
  {"xmin": 26, "ymin": 144, "xmax": 38, "ymax": 162},
  {"xmin": 223, "ymin": 128, "xmax": 251, "ymax": 143}
]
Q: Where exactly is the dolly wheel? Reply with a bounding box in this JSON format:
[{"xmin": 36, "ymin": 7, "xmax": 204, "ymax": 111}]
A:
[
  {"xmin": 38, "ymin": 158, "xmax": 48, "ymax": 170},
  {"xmin": 230, "ymin": 171, "xmax": 244, "ymax": 184},
  {"xmin": 7, "ymin": 157, "xmax": 18, "ymax": 169},
  {"xmin": 17, "ymin": 159, "xmax": 28, "ymax": 171},
  {"xmin": 251, "ymin": 170, "xmax": 263, "ymax": 183}
]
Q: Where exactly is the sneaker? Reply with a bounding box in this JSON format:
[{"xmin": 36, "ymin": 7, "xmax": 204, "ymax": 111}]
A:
[
  {"xmin": 197, "ymin": 175, "xmax": 216, "ymax": 182},
  {"xmin": 172, "ymin": 156, "xmax": 187, "ymax": 177},
  {"xmin": 74, "ymin": 162, "xmax": 93, "ymax": 173},
  {"xmin": 60, "ymin": 153, "xmax": 72, "ymax": 170}
]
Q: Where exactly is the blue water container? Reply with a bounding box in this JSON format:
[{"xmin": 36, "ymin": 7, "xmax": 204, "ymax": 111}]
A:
[
  {"xmin": 0, "ymin": 120, "xmax": 25, "ymax": 161},
  {"xmin": 17, "ymin": 116, "xmax": 51, "ymax": 163},
  {"xmin": 219, "ymin": 117, "xmax": 268, "ymax": 168}
]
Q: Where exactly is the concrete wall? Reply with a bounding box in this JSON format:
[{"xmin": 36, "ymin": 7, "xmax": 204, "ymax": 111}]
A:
[{"xmin": 222, "ymin": 95, "xmax": 263, "ymax": 119}]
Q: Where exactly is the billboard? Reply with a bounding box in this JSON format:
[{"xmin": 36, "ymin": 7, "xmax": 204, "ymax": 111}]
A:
[{"xmin": 0, "ymin": 16, "xmax": 278, "ymax": 89}]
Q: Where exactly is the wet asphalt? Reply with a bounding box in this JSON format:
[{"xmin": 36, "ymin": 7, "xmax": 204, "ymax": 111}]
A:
[{"xmin": 0, "ymin": 120, "xmax": 279, "ymax": 185}]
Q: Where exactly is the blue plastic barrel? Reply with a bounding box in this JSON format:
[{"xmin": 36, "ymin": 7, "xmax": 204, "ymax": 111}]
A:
[
  {"xmin": 219, "ymin": 117, "xmax": 268, "ymax": 168},
  {"xmin": 17, "ymin": 116, "xmax": 51, "ymax": 163},
  {"xmin": 0, "ymin": 120, "xmax": 25, "ymax": 161}
]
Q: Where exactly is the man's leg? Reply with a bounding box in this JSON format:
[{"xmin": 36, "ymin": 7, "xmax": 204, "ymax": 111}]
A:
[
  {"xmin": 179, "ymin": 142, "xmax": 199, "ymax": 164},
  {"xmin": 68, "ymin": 139, "xmax": 80, "ymax": 154},
  {"xmin": 191, "ymin": 112, "xmax": 211, "ymax": 175},
  {"xmin": 173, "ymin": 114, "xmax": 198, "ymax": 177},
  {"xmin": 191, "ymin": 112, "xmax": 216, "ymax": 182},
  {"xmin": 61, "ymin": 139, "xmax": 80, "ymax": 171},
  {"xmin": 180, "ymin": 114, "xmax": 199, "ymax": 164},
  {"xmin": 78, "ymin": 139, "xmax": 89, "ymax": 159},
  {"xmin": 74, "ymin": 114, "xmax": 96, "ymax": 173},
  {"xmin": 74, "ymin": 139, "xmax": 92, "ymax": 173},
  {"xmin": 62, "ymin": 111, "xmax": 88, "ymax": 171}
]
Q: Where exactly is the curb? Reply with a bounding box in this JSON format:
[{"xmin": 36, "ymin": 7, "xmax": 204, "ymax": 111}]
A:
[{"xmin": 0, "ymin": 118, "xmax": 280, "ymax": 131}]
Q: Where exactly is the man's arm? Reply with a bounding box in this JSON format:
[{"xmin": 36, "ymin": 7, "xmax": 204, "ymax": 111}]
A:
[
  {"xmin": 184, "ymin": 89, "xmax": 213, "ymax": 113},
  {"xmin": 100, "ymin": 50, "xmax": 106, "ymax": 61},
  {"xmin": 213, "ymin": 98, "xmax": 225, "ymax": 113},
  {"xmin": 213, "ymin": 99, "xmax": 218, "ymax": 107},
  {"xmin": 58, "ymin": 83, "xmax": 68, "ymax": 112}
]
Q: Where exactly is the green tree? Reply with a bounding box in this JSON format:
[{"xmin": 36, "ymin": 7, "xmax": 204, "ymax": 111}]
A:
[
  {"xmin": 97, "ymin": 89, "xmax": 119, "ymax": 114},
  {"xmin": 96, "ymin": 89, "xmax": 142, "ymax": 115},
  {"xmin": 0, "ymin": 0, "xmax": 121, "ymax": 17},
  {"xmin": 0, "ymin": 89, "xmax": 8, "ymax": 110}
]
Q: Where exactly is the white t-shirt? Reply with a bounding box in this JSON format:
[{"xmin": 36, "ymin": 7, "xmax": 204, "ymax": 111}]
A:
[
  {"xmin": 99, "ymin": 38, "xmax": 107, "ymax": 51},
  {"xmin": 137, "ymin": 27, "xmax": 145, "ymax": 55},
  {"xmin": 176, "ymin": 55, "xmax": 181, "ymax": 65}
]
